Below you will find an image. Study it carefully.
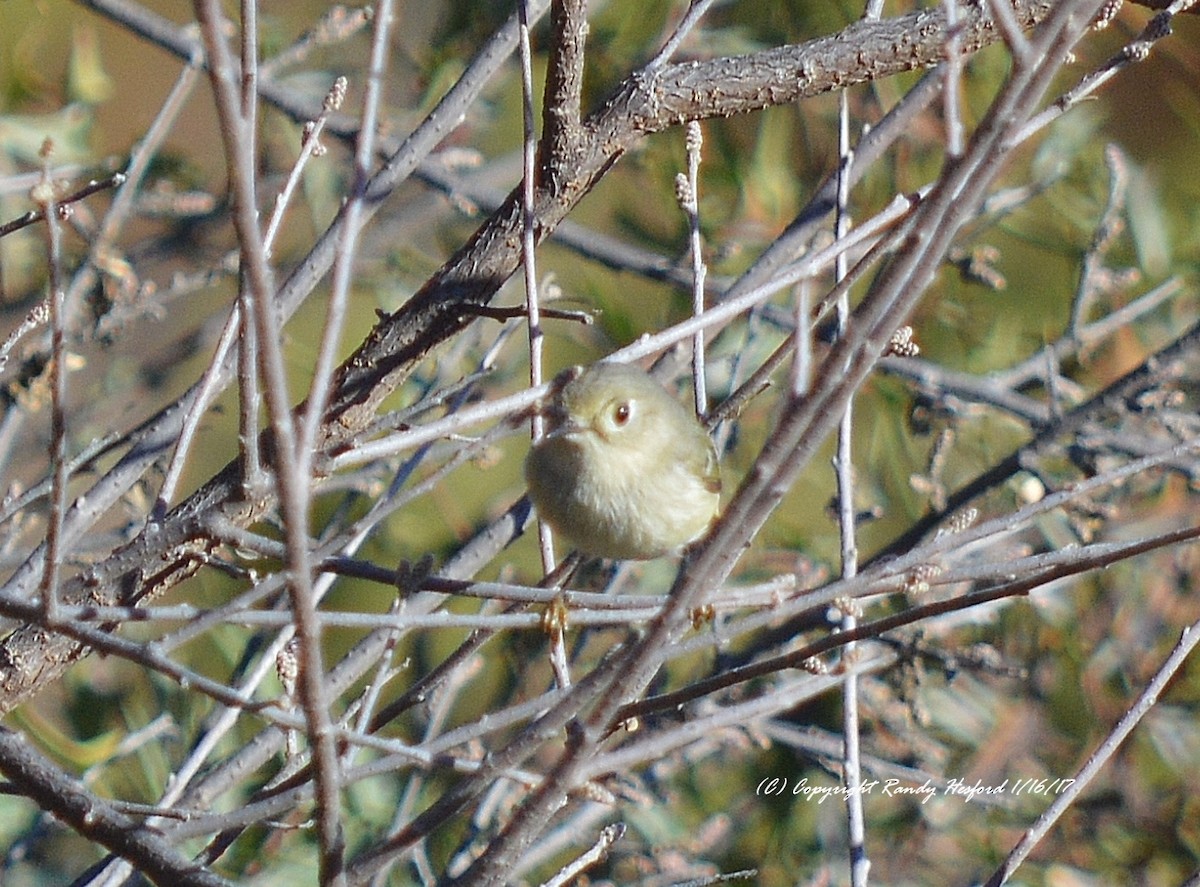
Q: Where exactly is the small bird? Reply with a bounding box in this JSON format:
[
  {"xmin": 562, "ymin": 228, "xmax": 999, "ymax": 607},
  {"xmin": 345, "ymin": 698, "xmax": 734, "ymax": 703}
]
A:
[{"xmin": 524, "ymin": 362, "xmax": 721, "ymax": 560}]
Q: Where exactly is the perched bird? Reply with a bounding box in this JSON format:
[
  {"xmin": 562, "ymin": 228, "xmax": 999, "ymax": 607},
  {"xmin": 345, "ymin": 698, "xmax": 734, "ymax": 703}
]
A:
[{"xmin": 525, "ymin": 362, "xmax": 721, "ymax": 560}]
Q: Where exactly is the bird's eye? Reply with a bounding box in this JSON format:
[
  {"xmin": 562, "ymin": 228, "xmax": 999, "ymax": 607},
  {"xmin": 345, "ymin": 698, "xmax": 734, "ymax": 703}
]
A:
[{"xmin": 612, "ymin": 402, "xmax": 632, "ymax": 426}]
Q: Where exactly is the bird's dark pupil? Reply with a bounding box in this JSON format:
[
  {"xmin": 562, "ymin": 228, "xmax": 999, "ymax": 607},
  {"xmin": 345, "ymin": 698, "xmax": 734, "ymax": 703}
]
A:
[{"xmin": 614, "ymin": 403, "xmax": 631, "ymax": 424}]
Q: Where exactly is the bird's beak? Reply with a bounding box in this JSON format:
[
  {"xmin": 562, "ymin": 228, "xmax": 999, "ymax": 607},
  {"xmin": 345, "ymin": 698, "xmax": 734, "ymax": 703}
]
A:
[{"xmin": 541, "ymin": 415, "xmax": 586, "ymax": 440}]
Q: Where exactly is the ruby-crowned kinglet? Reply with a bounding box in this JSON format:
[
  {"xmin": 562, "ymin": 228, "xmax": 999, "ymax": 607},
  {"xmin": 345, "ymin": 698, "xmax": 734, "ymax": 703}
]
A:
[{"xmin": 524, "ymin": 362, "xmax": 721, "ymax": 560}]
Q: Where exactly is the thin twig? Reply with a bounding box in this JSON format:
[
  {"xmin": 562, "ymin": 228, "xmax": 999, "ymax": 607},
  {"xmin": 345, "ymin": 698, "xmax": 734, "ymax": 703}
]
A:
[
  {"xmin": 681, "ymin": 121, "xmax": 708, "ymax": 416},
  {"xmin": 832, "ymin": 82, "xmax": 867, "ymax": 887},
  {"xmin": 0, "ymin": 172, "xmax": 127, "ymax": 239},
  {"xmin": 259, "ymin": 5, "xmax": 374, "ymax": 80},
  {"xmin": 264, "ymin": 78, "xmax": 348, "ymax": 254},
  {"xmin": 0, "ymin": 302, "xmax": 50, "ymax": 377},
  {"xmin": 539, "ymin": 822, "xmax": 626, "ymax": 887},
  {"xmin": 942, "ymin": 0, "xmax": 965, "ymax": 158},
  {"xmin": 647, "ymin": 0, "xmax": 718, "ymax": 69},
  {"xmin": 298, "ymin": 8, "xmax": 392, "ymax": 484},
  {"xmin": 518, "ymin": 0, "xmax": 558, "ymax": 583},
  {"xmin": 987, "ymin": 0, "xmax": 1034, "ymax": 60},
  {"xmin": 158, "ymin": 76, "xmax": 347, "ymax": 516},
  {"xmin": 1069, "ymin": 144, "xmax": 1129, "ymax": 337},
  {"xmin": 193, "ymin": 2, "xmax": 346, "ymax": 882},
  {"xmin": 34, "ymin": 144, "xmax": 69, "ymax": 625},
  {"xmin": 1011, "ymin": 3, "xmax": 1196, "ymax": 144}
]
